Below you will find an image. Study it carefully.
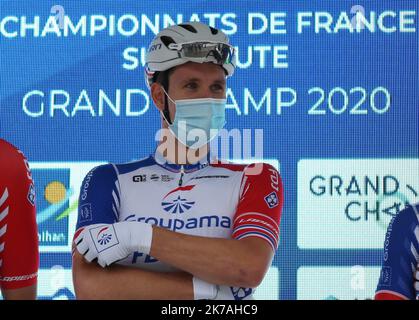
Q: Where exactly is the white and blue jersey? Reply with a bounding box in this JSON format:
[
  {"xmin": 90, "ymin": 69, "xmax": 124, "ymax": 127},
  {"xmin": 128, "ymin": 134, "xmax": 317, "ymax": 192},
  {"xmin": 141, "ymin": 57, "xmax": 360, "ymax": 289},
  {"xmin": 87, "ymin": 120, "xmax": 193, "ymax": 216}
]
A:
[
  {"xmin": 75, "ymin": 150, "xmax": 283, "ymax": 300},
  {"xmin": 375, "ymin": 202, "xmax": 419, "ymax": 300}
]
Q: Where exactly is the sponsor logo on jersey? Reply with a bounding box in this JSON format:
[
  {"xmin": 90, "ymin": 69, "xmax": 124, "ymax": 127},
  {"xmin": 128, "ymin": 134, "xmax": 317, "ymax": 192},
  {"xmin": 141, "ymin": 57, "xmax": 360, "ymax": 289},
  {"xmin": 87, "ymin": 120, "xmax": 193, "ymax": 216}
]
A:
[
  {"xmin": 133, "ymin": 175, "xmax": 146, "ymax": 182},
  {"xmin": 379, "ymin": 266, "xmax": 392, "ymax": 286},
  {"xmin": 125, "ymin": 214, "xmax": 231, "ymax": 232},
  {"xmin": 0, "ymin": 272, "xmax": 38, "ymax": 282},
  {"xmin": 192, "ymin": 175, "xmax": 230, "ymax": 180},
  {"xmin": 89, "ymin": 224, "xmax": 119, "ymax": 253},
  {"xmin": 27, "ymin": 183, "xmax": 36, "ymax": 206},
  {"xmin": 161, "ymin": 175, "xmax": 174, "ymax": 182},
  {"xmin": 150, "ymin": 174, "xmax": 159, "ymax": 182},
  {"xmin": 161, "ymin": 185, "xmax": 196, "ymax": 214},
  {"xmin": 79, "ymin": 203, "xmax": 92, "ymax": 223},
  {"xmin": 133, "ymin": 174, "xmax": 173, "ymax": 182},
  {"xmin": 264, "ymin": 191, "xmax": 278, "ymax": 208}
]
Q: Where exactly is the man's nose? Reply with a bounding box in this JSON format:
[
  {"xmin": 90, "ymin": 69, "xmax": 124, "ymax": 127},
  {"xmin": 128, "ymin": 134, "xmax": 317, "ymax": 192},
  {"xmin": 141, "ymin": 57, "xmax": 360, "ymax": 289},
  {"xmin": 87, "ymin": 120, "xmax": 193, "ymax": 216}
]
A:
[{"xmin": 196, "ymin": 87, "xmax": 213, "ymax": 99}]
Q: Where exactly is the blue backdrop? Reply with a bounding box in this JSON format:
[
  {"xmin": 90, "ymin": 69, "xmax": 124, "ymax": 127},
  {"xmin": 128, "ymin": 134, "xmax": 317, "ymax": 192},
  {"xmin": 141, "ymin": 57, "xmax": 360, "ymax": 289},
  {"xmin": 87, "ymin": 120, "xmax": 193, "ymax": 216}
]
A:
[{"xmin": 0, "ymin": 0, "xmax": 418, "ymax": 300}]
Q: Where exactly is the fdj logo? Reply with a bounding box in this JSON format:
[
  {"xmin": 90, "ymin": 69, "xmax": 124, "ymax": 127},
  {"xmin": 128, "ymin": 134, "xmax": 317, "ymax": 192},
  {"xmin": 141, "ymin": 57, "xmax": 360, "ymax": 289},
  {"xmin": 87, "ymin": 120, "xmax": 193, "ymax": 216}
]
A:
[
  {"xmin": 161, "ymin": 185, "xmax": 196, "ymax": 214},
  {"xmin": 33, "ymin": 169, "xmax": 70, "ymax": 246}
]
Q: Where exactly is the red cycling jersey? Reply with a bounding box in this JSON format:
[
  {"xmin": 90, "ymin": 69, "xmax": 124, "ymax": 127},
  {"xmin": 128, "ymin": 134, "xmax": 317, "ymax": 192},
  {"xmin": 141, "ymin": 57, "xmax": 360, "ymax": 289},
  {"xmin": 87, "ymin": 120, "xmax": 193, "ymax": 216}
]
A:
[{"xmin": 0, "ymin": 139, "xmax": 38, "ymax": 290}]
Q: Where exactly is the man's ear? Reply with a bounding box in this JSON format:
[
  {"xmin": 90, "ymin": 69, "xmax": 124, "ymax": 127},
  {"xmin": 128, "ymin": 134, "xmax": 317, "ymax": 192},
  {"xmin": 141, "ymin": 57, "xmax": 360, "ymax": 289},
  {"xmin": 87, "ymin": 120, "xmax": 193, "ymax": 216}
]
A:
[{"xmin": 150, "ymin": 83, "xmax": 165, "ymax": 112}]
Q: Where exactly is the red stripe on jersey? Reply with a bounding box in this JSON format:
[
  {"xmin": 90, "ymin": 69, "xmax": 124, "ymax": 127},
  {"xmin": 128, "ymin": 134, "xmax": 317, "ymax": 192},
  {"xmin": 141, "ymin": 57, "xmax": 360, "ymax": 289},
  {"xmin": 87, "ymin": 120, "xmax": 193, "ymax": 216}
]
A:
[
  {"xmin": 232, "ymin": 213, "xmax": 280, "ymax": 249},
  {"xmin": 235, "ymin": 233, "xmax": 277, "ymax": 251},
  {"xmin": 73, "ymin": 227, "xmax": 85, "ymax": 242},
  {"xmin": 233, "ymin": 223, "xmax": 278, "ymax": 240},
  {"xmin": 233, "ymin": 212, "xmax": 279, "ymax": 236},
  {"xmin": 233, "ymin": 226, "xmax": 278, "ymax": 250}
]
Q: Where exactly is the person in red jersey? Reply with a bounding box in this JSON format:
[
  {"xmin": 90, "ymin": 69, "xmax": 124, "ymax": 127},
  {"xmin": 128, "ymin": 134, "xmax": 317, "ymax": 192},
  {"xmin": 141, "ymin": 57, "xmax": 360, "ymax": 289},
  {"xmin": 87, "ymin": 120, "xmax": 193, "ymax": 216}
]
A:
[{"xmin": 0, "ymin": 139, "xmax": 39, "ymax": 299}]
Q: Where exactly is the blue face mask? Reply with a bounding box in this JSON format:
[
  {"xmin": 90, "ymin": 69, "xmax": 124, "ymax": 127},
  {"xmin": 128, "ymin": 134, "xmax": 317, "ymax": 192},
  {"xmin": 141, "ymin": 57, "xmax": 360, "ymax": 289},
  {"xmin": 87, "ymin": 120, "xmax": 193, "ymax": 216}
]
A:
[{"xmin": 162, "ymin": 89, "xmax": 227, "ymax": 149}]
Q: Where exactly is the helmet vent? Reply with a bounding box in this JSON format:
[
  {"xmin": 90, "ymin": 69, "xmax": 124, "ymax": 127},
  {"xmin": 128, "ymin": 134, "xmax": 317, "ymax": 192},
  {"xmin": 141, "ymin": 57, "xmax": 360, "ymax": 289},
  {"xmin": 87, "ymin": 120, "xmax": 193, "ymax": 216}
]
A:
[
  {"xmin": 209, "ymin": 26, "xmax": 219, "ymax": 35},
  {"xmin": 160, "ymin": 36, "xmax": 176, "ymax": 48},
  {"xmin": 178, "ymin": 24, "xmax": 198, "ymax": 33}
]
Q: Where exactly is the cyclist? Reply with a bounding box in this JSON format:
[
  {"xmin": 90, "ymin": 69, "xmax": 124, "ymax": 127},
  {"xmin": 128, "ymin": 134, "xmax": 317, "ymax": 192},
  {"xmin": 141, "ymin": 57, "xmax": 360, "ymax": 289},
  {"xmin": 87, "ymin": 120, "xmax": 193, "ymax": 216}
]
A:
[{"xmin": 72, "ymin": 22, "xmax": 283, "ymax": 300}]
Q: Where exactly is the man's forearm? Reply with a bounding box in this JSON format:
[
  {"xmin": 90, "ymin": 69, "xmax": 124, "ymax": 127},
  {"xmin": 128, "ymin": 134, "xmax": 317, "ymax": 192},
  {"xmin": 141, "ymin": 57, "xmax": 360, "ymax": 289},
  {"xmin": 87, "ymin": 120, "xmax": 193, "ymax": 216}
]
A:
[
  {"xmin": 72, "ymin": 250, "xmax": 194, "ymax": 300},
  {"xmin": 149, "ymin": 226, "xmax": 272, "ymax": 288}
]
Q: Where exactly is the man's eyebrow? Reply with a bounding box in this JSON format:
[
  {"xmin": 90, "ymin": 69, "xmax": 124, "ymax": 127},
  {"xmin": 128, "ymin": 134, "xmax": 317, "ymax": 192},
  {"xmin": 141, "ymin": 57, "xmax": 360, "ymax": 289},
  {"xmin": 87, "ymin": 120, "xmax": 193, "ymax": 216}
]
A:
[
  {"xmin": 213, "ymin": 79, "xmax": 226, "ymax": 85},
  {"xmin": 179, "ymin": 77, "xmax": 226, "ymax": 85},
  {"xmin": 180, "ymin": 77, "xmax": 202, "ymax": 84}
]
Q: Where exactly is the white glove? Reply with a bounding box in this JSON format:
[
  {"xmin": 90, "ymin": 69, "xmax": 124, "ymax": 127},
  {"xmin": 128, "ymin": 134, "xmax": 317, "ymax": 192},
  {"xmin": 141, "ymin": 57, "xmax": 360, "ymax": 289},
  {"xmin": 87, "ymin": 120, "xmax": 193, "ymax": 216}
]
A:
[
  {"xmin": 213, "ymin": 285, "xmax": 255, "ymax": 300},
  {"xmin": 74, "ymin": 221, "xmax": 153, "ymax": 267},
  {"xmin": 192, "ymin": 277, "xmax": 218, "ymax": 300}
]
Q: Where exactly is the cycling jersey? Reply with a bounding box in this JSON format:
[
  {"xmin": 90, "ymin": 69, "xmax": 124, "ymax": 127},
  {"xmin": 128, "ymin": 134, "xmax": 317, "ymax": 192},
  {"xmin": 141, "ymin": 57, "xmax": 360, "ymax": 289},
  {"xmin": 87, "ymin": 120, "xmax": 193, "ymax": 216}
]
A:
[
  {"xmin": 75, "ymin": 150, "xmax": 283, "ymax": 300},
  {"xmin": 0, "ymin": 139, "xmax": 38, "ymax": 290},
  {"xmin": 375, "ymin": 202, "xmax": 419, "ymax": 300}
]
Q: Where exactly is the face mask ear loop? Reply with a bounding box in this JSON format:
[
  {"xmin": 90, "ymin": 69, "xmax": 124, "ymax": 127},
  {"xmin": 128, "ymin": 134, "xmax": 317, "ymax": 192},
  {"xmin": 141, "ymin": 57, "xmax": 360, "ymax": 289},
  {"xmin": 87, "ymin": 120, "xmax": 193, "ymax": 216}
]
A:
[
  {"xmin": 161, "ymin": 86, "xmax": 174, "ymax": 126},
  {"xmin": 163, "ymin": 95, "xmax": 172, "ymax": 125}
]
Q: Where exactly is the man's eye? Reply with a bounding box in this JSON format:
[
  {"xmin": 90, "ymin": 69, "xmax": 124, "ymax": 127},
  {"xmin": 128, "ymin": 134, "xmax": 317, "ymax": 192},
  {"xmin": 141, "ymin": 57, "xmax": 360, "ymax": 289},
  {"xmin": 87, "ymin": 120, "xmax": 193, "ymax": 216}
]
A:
[
  {"xmin": 211, "ymin": 84, "xmax": 224, "ymax": 91},
  {"xmin": 185, "ymin": 82, "xmax": 198, "ymax": 89}
]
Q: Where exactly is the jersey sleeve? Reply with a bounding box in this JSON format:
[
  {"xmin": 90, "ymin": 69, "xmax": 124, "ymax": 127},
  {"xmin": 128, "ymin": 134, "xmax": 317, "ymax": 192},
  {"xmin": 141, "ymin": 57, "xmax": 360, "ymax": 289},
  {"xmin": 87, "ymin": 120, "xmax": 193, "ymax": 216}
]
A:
[
  {"xmin": 74, "ymin": 164, "xmax": 121, "ymax": 238},
  {"xmin": 0, "ymin": 140, "xmax": 39, "ymax": 290},
  {"xmin": 375, "ymin": 206, "xmax": 418, "ymax": 300},
  {"xmin": 232, "ymin": 163, "xmax": 284, "ymax": 251}
]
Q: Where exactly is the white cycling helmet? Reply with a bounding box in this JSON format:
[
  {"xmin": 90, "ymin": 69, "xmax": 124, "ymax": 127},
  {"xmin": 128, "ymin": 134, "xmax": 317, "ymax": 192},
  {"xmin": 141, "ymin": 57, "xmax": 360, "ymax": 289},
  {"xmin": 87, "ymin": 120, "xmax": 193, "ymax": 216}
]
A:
[{"xmin": 145, "ymin": 21, "xmax": 236, "ymax": 88}]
